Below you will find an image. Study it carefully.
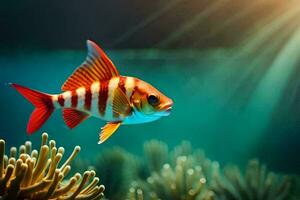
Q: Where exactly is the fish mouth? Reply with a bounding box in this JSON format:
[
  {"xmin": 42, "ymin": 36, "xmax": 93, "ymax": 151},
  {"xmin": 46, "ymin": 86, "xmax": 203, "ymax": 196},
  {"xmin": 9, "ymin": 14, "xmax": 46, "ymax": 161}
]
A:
[
  {"xmin": 160, "ymin": 104, "xmax": 173, "ymax": 116},
  {"xmin": 164, "ymin": 107, "xmax": 172, "ymax": 116}
]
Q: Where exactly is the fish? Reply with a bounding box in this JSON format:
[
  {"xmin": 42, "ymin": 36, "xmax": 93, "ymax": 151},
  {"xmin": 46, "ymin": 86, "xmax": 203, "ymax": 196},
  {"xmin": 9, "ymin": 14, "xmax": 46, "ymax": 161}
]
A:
[{"xmin": 11, "ymin": 40, "xmax": 173, "ymax": 144}]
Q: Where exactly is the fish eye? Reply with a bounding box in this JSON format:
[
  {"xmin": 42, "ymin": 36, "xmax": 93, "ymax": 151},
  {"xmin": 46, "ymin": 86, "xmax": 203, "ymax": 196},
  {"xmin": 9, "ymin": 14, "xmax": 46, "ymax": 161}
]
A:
[{"xmin": 147, "ymin": 94, "xmax": 160, "ymax": 106}]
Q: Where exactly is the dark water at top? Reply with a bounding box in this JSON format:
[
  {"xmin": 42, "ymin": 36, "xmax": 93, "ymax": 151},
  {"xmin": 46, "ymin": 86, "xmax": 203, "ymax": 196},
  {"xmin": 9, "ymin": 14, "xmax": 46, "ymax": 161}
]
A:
[{"xmin": 1, "ymin": 48, "xmax": 299, "ymax": 175}]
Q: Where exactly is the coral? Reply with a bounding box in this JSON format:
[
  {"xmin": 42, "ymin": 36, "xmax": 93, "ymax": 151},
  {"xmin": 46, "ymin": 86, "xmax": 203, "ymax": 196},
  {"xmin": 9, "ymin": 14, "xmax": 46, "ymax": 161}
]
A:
[
  {"xmin": 212, "ymin": 159, "xmax": 297, "ymax": 200},
  {"xmin": 70, "ymin": 156, "xmax": 94, "ymax": 175},
  {"xmin": 126, "ymin": 140, "xmax": 220, "ymax": 200},
  {"xmin": 127, "ymin": 140, "xmax": 299, "ymax": 200},
  {"xmin": 0, "ymin": 133, "xmax": 105, "ymax": 200},
  {"xmin": 171, "ymin": 142, "xmax": 220, "ymax": 187},
  {"xmin": 55, "ymin": 138, "xmax": 298, "ymax": 200},
  {"xmin": 143, "ymin": 140, "xmax": 220, "ymax": 186},
  {"xmin": 93, "ymin": 147, "xmax": 139, "ymax": 200},
  {"xmin": 127, "ymin": 187, "xmax": 146, "ymax": 200},
  {"xmin": 169, "ymin": 141, "xmax": 193, "ymax": 163},
  {"xmin": 191, "ymin": 150, "xmax": 220, "ymax": 187},
  {"xmin": 143, "ymin": 156, "xmax": 215, "ymax": 200},
  {"xmin": 143, "ymin": 140, "xmax": 168, "ymax": 174}
]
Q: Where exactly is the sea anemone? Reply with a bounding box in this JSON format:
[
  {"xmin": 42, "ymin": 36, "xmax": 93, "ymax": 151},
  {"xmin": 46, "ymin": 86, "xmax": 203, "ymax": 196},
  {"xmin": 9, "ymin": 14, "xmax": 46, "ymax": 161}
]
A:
[
  {"xmin": 0, "ymin": 132, "xmax": 105, "ymax": 200},
  {"xmin": 212, "ymin": 159, "xmax": 297, "ymax": 200},
  {"xmin": 143, "ymin": 140, "xmax": 220, "ymax": 186},
  {"xmin": 133, "ymin": 142, "xmax": 300, "ymax": 200},
  {"xmin": 133, "ymin": 155, "xmax": 215, "ymax": 200},
  {"xmin": 125, "ymin": 140, "xmax": 221, "ymax": 200},
  {"xmin": 143, "ymin": 140, "xmax": 168, "ymax": 174},
  {"xmin": 150, "ymin": 156, "xmax": 215, "ymax": 200},
  {"xmin": 127, "ymin": 187, "xmax": 146, "ymax": 200},
  {"xmin": 93, "ymin": 147, "xmax": 139, "ymax": 200}
]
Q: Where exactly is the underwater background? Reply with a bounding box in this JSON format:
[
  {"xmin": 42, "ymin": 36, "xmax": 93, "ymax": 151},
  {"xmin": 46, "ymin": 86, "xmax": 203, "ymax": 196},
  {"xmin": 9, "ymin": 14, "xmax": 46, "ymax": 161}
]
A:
[{"xmin": 1, "ymin": 0, "xmax": 300, "ymax": 199}]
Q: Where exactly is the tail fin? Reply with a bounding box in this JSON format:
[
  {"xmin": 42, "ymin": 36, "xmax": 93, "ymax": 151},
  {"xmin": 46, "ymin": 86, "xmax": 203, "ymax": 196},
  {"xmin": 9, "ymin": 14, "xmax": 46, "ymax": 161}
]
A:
[{"xmin": 10, "ymin": 83, "xmax": 55, "ymax": 134}]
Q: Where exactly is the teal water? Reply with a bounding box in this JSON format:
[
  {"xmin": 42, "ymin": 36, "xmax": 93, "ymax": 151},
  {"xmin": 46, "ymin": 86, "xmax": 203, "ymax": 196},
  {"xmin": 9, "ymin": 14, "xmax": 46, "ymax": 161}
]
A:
[{"xmin": 1, "ymin": 48, "xmax": 299, "ymax": 175}]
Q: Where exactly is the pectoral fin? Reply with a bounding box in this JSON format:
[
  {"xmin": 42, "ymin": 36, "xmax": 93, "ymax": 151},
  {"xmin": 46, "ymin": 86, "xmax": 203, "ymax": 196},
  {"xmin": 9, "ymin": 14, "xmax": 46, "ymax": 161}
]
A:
[
  {"xmin": 112, "ymin": 87, "xmax": 132, "ymax": 117},
  {"xmin": 98, "ymin": 122, "xmax": 122, "ymax": 144}
]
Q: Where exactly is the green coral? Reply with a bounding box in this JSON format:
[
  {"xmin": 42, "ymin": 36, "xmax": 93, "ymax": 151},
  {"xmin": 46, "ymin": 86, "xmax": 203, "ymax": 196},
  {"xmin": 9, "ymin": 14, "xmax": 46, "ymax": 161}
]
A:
[
  {"xmin": 145, "ymin": 156, "xmax": 214, "ymax": 200},
  {"xmin": 129, "ymin": 140, "xmax": 298, "ymax": 200},
  {"xmin": 67, "ymin": 139, "xmax": 298, "ymax": 200},
  {"xmin": 143, "ymin": 140, "xmax": 168, "ymax": 174},
  {"xmin": 144, "ymin": 140, "xmax": 220, "ymax": 186},
  {"xmin": 93, "ymin": 147, "xmax": 139, "ymax": 200},
  {"xmin": 212, "ymin": 159, "xmax": 297, "ymax": 200},
  {"xmin": 127, "ymin": 187, "xmax": 146, "ymax": 200},
  {"xmin": 0, "ymin": 133, "xmax": 105, "ymax": 200},
  {"xmin": 129, "ymin": 141, "xmax": 217, "ymax": 200}
]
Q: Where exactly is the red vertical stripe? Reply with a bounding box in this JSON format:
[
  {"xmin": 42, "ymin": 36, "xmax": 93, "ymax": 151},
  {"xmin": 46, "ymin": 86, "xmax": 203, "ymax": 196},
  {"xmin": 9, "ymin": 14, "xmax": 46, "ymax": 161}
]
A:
[
  {"xmin": 118, "ymin": 76, "xmax": 127, "ymax": 94},
  {"xmin": 130, "ymin": 78, "xmax": 139, "ymax": 100},
  {"xmin": 71, "ymin": 91, "xmax": 78, "ymax": 108},
  {"xmin": 58, "ymin": 94, "xmax": 65, "ymax": 107},
  {"xmin": 84, "ymin": 87, "xmax": 92, "ymax": 111},
  {"xmin": 98, "ymin": 81, "xmax": 108, "ymax": 116}
]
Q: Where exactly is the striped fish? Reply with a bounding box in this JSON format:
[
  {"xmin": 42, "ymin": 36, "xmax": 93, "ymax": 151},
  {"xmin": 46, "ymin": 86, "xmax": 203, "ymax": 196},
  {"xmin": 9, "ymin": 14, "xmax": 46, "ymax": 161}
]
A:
[{"xmin": 11, "ymin": 40, "xmax": 173, "ymax": 144}]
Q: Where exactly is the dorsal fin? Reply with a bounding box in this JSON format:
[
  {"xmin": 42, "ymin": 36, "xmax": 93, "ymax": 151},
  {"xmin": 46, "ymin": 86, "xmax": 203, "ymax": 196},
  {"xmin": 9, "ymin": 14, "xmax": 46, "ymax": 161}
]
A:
[{"xmin": 62, "ymin": 40, "xmax": 120, "ymax": 91}]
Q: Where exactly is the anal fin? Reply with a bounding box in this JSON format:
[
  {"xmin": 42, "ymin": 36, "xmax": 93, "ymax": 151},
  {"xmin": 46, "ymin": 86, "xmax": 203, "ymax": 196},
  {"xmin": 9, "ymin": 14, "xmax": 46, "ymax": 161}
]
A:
[
  {"xmin": 98, "ymin": 122, "xmax": 121, "ymax": 144},
  {"xmin": 63, "ymin": 108, "xmax": 89, "ymax": 129}
]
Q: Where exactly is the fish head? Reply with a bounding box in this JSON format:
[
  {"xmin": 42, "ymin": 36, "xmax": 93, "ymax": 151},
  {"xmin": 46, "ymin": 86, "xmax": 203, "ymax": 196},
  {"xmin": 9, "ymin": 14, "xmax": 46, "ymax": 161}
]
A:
[{"xmin": 131, "ymin": 79, "xmax": 173, "ymax": 118}]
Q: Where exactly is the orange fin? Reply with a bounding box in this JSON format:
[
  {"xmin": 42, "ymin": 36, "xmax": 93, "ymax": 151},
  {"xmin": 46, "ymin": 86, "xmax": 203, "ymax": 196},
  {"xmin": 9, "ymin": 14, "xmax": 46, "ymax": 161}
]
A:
[
  {"xmin": 98, "ymin": 122, "xmax": 122, "ymax": 144},
  {"xmin": 63, "ymin": 108, "xmax": 89, "ymax": 129},
  {"xmin": 112, "ymin": 87, "xmax": 132, "ymax": 117},
  {"xmin": 10, "ymin": 83, "xmax": 55, "ymax": 134},
  {"xmin": 62, "ymin": 40, "xmax": 120, "ymax": 91}
]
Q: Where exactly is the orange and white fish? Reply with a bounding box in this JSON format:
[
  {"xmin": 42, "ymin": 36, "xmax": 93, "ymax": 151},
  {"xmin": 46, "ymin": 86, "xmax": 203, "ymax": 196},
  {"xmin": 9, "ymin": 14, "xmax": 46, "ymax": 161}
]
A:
[{"xmin": 11, "ymin": 40, "xmax": 173, "ymax": 144}]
